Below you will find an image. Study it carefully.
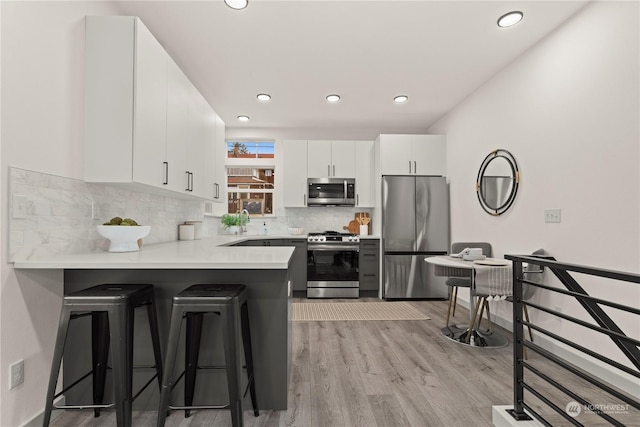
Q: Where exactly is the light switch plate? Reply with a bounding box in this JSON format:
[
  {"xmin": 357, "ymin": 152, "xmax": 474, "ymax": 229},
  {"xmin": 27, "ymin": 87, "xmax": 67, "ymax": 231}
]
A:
[{"xmin": 544, "ymin": 208, "xmax": 561, "ymax": 223}]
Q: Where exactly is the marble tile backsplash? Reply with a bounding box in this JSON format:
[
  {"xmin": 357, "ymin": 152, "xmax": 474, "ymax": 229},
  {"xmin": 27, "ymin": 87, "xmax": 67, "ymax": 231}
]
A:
[
  {"xmin": 8, "ymin": 167, "xmax": 373, "ymax": 261},
  {"xmin": 8, "ymin": 167, "xmax": 203, "ymax": 261}
]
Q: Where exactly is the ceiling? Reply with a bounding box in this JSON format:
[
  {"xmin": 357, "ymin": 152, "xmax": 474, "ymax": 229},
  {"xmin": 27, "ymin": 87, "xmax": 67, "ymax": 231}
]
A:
[{"xmin": 114, "ymin": 1, "xmax": 588, "ymax": 137}]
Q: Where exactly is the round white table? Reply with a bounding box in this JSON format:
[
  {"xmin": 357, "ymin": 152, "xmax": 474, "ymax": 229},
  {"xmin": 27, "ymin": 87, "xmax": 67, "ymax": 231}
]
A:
[{"xmin": 425, "ymin": 256, "xmax": 511, "ymax": 348}]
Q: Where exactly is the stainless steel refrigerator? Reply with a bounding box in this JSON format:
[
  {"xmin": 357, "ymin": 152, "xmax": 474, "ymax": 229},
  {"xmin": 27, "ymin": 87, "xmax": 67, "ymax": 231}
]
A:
[{"xmin": 382, "ymin": 176, "xmax": 450, "ymax": 299}]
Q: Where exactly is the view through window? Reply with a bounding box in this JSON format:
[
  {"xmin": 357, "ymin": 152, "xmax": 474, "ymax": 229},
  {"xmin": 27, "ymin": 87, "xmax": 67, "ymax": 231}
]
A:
[{"xmin": 226, "ymin": 141, "xmax": 275, "ymax": 215}]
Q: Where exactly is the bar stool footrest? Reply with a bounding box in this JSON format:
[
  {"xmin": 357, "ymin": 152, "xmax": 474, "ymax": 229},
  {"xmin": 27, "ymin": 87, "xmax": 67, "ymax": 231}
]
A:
[
  {"xmin": 54, "ymin": 403, "xmax": 115, "ymax": 410},
  {"xmin": 169, "ymin": 404, "xmax": 229, "ymax": 410}
]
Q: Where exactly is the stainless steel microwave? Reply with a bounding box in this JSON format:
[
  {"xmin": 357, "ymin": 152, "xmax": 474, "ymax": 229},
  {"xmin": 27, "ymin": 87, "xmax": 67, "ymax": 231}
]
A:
[{"xmin": 307, "ymin": 178, "xmax": 356, "ymax": 206}]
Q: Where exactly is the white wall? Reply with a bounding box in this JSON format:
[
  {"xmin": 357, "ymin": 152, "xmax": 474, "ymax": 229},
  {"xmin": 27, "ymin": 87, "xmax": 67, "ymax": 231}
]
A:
[
  {"xmin": 429, "ymin": 0, "xmax": 639, "ymax": 378},
  {"xmin": 0, "ymin": 2, "xmax": 122, "ymax": 425}
]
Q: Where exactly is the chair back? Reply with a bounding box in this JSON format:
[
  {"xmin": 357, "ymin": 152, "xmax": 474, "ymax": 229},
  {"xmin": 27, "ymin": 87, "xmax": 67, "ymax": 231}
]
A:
[{"xmin": 522, "ymin": 248, "xmax": 546, "ymax": 300}]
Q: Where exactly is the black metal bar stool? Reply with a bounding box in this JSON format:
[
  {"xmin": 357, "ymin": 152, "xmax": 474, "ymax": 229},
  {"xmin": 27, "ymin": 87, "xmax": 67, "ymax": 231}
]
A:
[
  {"xmin": 43, "ymin": 284, "xmax": 163, "ymax": 427},
  {"xmin": 157, "ymin": 284, "xmax": 258, "ymax": 427}
]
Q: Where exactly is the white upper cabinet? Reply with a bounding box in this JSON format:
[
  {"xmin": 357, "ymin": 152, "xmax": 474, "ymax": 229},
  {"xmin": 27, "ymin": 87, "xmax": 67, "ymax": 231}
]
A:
[
  {"xmin": 283, "ymin": 140, "xmax": 308, "ymax": 207},
  {"xmin": 165, "ymin": 57, "xmax": 191, "ymax": 193},
  {"xmin": 84, "ymin": 16, "xmax": 224, "ymax": 200},
  {"xmin": 132, "ymin": 18, "xmax": 167, "ymax": 188},
  {"xmin": 354, "ymin": 141, "xmax": 375, "ymax": 207},
  {"xmin": 213, "ymin": 114, "xmax": 226, "ymax": 203},
  {"xmin": 306, "ymin": 140, "xmax": 331, "ymax": 178},
  {"xmin": 307, "ymin": 140, "xmax": 356, "ymax": 178},
  {"xmin": 412, "ymin": 135, "xmax": 446, "ymax": 175},
  {"xmin": 378, "ymin": 134, "xmax": 446, "ymax": 176}
]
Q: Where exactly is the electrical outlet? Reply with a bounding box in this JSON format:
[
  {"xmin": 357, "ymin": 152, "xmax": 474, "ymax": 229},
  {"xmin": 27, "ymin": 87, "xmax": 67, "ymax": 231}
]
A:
[
  {"xmin": 12, "ymin": 195, "xmax": 28, "ymax": 219},
  {"xmin": 544, "ymin": 208, "xmax": 561, "ymax": 223},
  {"xmin": 9, "ymin": 360, "xmax": 24, "ymax": 390}
]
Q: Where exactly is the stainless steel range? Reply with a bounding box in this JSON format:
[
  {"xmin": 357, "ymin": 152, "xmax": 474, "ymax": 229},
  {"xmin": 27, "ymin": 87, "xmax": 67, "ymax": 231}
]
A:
[{"xmin": 307, "ymin": 231, "xmax": 360, "ymax": 298}]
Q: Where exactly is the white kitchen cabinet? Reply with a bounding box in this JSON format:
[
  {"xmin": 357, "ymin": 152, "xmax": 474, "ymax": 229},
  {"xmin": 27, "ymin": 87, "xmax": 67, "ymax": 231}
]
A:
[
  {"xmin": 307, "ymin": 140, "xmax": 355, "ymax": 178},
  {"xmin": 355, "ymin": 140, "xmax": 375, "ymax": 207},
  {"xmin": 201, "ymin": 110, "xmax": 226, "ymax": 203},
  {"xmin": 165, "ymin": 57, "xmax": 192, "ymax": 193},
  {"xmin": 378, "ymin": 134, "xmax": 446, "ymax": 176},
  {"xmin": 84, "ymin": 16, "xmax": 223, "ymax": 200},
  {"xmin": 283, "ymin": 140, "xmax": 308, "ymax": 207},
  {"xmin": 212, "ymin": 113, "xmax": 227, "ymax": 203},
  {"xmin": 412, "ymin": 135, "xmax": 446, "ymax": 175},
  {"xmin": 131, "ymin": 18, "xmax": 167, "ymax": 188}
]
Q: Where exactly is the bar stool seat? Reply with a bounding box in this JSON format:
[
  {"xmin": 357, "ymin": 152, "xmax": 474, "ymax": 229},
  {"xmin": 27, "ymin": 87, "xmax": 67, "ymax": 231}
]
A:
[
  {"xmin": 157, "ymin": 284, "xmax": 258, "ymax": 427},
  {"xmin": 43, "ymin": 284, "xmax": 163, "ymax": 427}
]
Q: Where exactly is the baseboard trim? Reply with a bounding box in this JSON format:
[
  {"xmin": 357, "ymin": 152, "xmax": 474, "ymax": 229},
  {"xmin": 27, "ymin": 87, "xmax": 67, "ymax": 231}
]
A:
[{"xmin": 22, "ymin": 396, "xmax": 64, "ymax": 427}]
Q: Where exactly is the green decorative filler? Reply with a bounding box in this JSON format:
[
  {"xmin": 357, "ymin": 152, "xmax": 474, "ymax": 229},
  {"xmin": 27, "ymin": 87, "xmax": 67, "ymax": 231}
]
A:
[{"xmin": 103, "ymin": 216, "xmax": 140, "ymax": 226}]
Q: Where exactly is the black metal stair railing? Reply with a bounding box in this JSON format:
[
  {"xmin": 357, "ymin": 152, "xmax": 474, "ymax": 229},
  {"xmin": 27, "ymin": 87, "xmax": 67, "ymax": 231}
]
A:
[{"xmin": 505, "ymin": 254, "xmax": 640, "ymax": 426}]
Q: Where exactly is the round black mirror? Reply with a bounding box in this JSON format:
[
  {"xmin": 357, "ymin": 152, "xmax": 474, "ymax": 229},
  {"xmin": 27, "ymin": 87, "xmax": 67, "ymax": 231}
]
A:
[{"xmin": 476, "ymin": 149, "xmax": 519, "ymax": 215}]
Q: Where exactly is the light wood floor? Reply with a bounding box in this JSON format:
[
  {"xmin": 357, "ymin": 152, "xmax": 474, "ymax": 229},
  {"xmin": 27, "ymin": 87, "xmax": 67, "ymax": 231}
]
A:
[{"xmin": 49, "ymin": 299, "xmax": 638, "ymax": 427}]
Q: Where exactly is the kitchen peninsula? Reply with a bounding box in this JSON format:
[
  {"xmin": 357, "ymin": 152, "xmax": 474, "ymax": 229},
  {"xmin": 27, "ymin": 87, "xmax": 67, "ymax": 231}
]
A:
[{"xmin": 13, "ymin": 237, "xmax": 295, "ymax": 410}]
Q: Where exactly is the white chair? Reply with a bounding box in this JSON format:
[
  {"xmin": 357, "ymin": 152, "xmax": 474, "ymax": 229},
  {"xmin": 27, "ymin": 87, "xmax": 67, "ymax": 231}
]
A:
[
  {"xmin": 467, "ymin": 249, "xmax": 546, "ymax": 350},
  {"xmin": 508, "ymin": 248, "xmax": 546, "ymax": 354},
  {"xmin": 445, "ymin": 242, "xmax": 493, "ymax": 329}
]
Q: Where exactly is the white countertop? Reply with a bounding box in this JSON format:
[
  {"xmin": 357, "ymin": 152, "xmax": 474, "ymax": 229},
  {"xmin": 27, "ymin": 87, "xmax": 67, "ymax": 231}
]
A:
[{"xmin": 13, "ymin": 236, "xmax": 295, "ymax": 270}]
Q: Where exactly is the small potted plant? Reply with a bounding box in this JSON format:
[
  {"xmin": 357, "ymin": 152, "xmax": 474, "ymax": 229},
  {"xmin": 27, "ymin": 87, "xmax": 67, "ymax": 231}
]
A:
[{"xmin": 221, "ymin": 213, "xmax": 242, "ymax": 234}]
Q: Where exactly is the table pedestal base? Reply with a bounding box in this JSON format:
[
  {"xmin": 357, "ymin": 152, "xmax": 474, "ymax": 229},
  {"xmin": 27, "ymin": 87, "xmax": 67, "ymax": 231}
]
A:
[{"xmin": 441, "ymin": 325, "xmax": 509, "ymax": 348}]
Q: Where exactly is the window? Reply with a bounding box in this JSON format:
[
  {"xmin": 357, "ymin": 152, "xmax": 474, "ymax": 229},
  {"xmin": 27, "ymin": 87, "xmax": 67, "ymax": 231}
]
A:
[
  {"xmin": 227, "ymin": 141, "xmax": 274, "ymax": 159},
  {"xmin": 226, "ymin": 141, "xmax": 275, "ymax": 215}
]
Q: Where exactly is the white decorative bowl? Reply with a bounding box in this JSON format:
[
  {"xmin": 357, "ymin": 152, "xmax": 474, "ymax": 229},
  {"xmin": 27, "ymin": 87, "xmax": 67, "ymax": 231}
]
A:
[
  {"xmin": 97, "ymin": 225, "xmax": 151, "ymax": 252},
  {"xmin": 288, "ymin": 227, "xmax": 305, "ymax": 235}
]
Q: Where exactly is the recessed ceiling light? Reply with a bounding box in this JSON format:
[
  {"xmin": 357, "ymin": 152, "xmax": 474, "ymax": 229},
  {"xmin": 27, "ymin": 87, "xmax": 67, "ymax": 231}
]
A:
[
  {"xmin": 257, "ymin": 93, "xmax": 271, "ymax": 102},
  {"xmin": 497, "ymin": 11, "xmax": 523, "ymax": 28},
  {"xmin": 326, "ymin": 94, "xmax": 341, "ymax": 103},
  {"xmin": 225, "ymin": 0, "xmax": 248, "ymax": 10},
  {"xmin": 237, "ymin": 115, "xmax": 250, "ymax": 122},
  {"xmin": 394, "ymin": 95, "xmax": 409, "ymax": 104}
]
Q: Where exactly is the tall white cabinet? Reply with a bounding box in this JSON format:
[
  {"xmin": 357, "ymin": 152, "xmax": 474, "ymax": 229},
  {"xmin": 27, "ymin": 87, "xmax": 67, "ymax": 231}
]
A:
[
  {"xmin": 282, "ymin": 140, "xmax": 308, "ymax": 207},
  {"xmin": 354, "ymin": 140, "xmax": 375, "ymax": 207},
  {"xmin": 84, "ymin": 16, "xmax": 225, "ymax": 201}
]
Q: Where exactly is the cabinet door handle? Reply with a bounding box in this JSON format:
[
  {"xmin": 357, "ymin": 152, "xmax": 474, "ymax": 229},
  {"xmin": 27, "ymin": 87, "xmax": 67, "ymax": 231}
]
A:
[
  {"xmin": 190, "ymin": 172, "xmax": 194, "ymax": 192},
  {"xmin": 333, "ymin": 165, "xmax": 335, "ymax": 176},
  {"xmin": 414, "ymin": 161, "xmax": 417, "ymax": 174},
  {"xmin": 328, "ymin": 165, "xmax": 331, "ymax": 176},
  {"xmin": 304, "ymin": 194, "xmax": 306, "ymax": 205},
  {"xmin": 185, "ymin": 171, "xmax": 190, "ymax": 191},
  {"xmin": 163, "ymin": 162, "xmax": 169, "ymax": 185},
  {"xmin": 356, "ymin": 194, "xmax": 359, "ymax": 206},
  {"xmin": 409, "ymin": 161, "xmax": 412, "ymax": 174}
]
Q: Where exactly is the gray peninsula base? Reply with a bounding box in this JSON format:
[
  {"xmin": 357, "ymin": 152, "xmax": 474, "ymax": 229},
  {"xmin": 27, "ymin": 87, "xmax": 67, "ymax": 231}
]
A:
[{"xmin": 61, "ymin": 268, "xmax": 291, "ymax": 412}]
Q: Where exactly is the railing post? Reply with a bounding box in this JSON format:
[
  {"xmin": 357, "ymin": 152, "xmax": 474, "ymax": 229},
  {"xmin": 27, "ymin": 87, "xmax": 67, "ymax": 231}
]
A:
[{"xmin": 509, "ymin": 259, "xmax": 531, "ymax": 420}]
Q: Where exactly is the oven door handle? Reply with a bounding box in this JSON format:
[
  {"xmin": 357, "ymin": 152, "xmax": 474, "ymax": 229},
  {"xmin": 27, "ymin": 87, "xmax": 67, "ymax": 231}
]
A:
[{"xmin": 308, "ymin": 244, "xmax": 360, "ymax": 251}]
